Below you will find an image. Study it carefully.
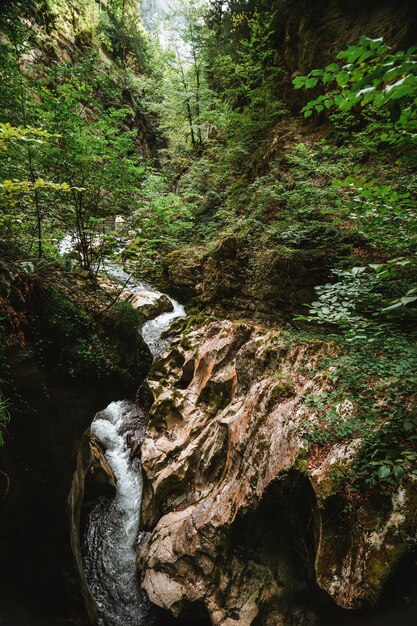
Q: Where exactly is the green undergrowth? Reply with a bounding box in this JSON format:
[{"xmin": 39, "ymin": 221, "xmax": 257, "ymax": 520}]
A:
[
  {"xmin": 44, "ymin": 287, "xmax": 115, "ymax": 379},
  {"xmin": 130, "ymin": 97, "xmax": 413, "ymax": 310},
  {"xmin": 0, "ymin": 258, "xmax": 152, "ymax": 398},
  {"xmin": 126, "ymin": 35, "xmax": 417, "ymax": 338},
  {"xmin": 37, "ymin": 286, "xmax": 151, "ymax": 388},
  {"xmin": 293, "ymin": 331, "xmax": 417, "ymax": 492}
]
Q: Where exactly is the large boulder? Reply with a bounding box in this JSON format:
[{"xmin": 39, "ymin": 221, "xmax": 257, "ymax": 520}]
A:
[
  {"xmin": 98, "ymin": 276, "xmax": 174, "ymax": 322},
  {"xmin": 126, "ymin": 290, "xmax": 173, "ymax": 321},
  {"xmin": 163, "ymin": 247, "xmax": 205, "ymax": 298}
]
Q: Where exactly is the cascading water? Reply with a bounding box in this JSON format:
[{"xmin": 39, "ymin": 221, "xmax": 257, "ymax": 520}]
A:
[
  {"xmin": 83, "ymin": 266, "xmax": 186, "ymax": 626},
  {"xmin": 104, "ymin": 262, "xmax": 186, "ymax": 356},
  {"xmin": 83, "ymin": 401, "xmax": 155, "ymax": 626},
  {"xmin": 141, "ymin": 300, "xmax": 186, "ymax": 356}
]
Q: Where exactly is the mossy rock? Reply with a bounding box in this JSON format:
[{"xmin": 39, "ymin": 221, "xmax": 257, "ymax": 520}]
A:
[
  {"xmin": 164, "ymin": 247, "xmax": 205, "ymax": 298},
  {"xmin": 27, "ymin": 285, "xmax": 152, "ymax": 394}
]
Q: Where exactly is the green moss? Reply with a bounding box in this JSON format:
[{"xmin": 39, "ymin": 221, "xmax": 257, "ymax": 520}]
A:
[
  {"xmin": 365, "ymin": 541, "xmax": 408, "ymax": 601},
  {"xmin": 293, "ymin": 454, "xmax": 309, "ymax": 475},
  {"xmin": 316, "ymin": 471, "xmax": 342, "ymax": 501},
  {"xmin": 198, "ymin": 379, "xmax": 234, "ymax": 413},
  {"xmin": 107, "ymin": 300, "xmax": 146, "ymax": 333}
]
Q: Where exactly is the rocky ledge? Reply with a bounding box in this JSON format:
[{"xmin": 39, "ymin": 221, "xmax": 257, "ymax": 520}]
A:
[{"xmin": 137, "ymin": 320, "xmax": 416, "ymax": 625}]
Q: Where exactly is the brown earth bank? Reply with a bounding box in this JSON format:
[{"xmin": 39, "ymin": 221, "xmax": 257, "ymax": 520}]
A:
[{"xmin": 137, "ymin": 320, "xmax": 417, "ymax": 626}]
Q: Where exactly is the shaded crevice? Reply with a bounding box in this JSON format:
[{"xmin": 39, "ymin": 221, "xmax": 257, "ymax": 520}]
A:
[
  {"xmin": 174, "ymin": 358, "xmax": 195, "ymax": 390},
  {"xmin": 227, "ymin": 471, "xmax": 319, "ymax": 620},
  {"xmin": 175, "ymin": 600, "xmax": 212, "ymax": 626}
]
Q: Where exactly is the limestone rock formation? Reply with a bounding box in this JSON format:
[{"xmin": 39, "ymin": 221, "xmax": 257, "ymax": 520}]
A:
[{"xmin": 137, "ymin": 321, "xmax": 417, "ymax": 625}]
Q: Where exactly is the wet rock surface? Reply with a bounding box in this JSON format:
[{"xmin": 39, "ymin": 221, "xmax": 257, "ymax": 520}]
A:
[
  {"xmin": 137, "ymin": 321, "xmax": 417, "ymax": 625},
  {"xmin": 127, "ymin": 290, "xmax": 174, "ymax": 321}
]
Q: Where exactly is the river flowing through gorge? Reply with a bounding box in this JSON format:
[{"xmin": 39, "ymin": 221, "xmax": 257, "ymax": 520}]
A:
[{"xmin": 82, "ymin": 266, "xmax": 186, "ymax": 626}]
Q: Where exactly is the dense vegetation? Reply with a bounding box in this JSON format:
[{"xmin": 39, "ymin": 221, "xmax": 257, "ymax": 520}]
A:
[{"xmin": 0, "ymin": 0, "xmax": 416, "ymax": 492}]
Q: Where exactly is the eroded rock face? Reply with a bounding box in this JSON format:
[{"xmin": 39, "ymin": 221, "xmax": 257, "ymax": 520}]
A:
[
  {"xmin": 137, "ymin": 321, "xmax": 417, "ymax": 625},
  {"xmin": 86, "ymin": 433, "xmax": 117, "ymax": 499},
  {"xmin": 162, "ymin": 232, "xmax": 352, "ymax": 322}
]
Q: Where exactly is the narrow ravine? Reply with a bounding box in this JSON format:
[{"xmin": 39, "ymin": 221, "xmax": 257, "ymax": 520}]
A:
[{"xmin": 82, "ymin": 266, "xmax": 186, "ymax": 626}]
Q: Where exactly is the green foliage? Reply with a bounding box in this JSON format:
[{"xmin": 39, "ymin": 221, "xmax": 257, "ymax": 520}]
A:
[
  {"xmin": 44, "ymin": 287, "xmax": 150, "ymax": 386},
  {"xmin": 356, "ymin": 412, "xmax": 417, "ymax": 486},
  {"xmin": 298, "ymin": 335, "xmax": 417, "ymax": 489},
  {"xmin": 148, "ymin": 6, "xmax": 284, "ymax": 161},
  {"xmin": 297, "ymin": 261, "xmax": 417, "ymax": 340},
  {"xmin": 293, "ymin": 37, "xmax": 417, "ymax": 338},
  {"xmin": 37, "ymin": 54, "xmax": 148, "ymax": 269},
  {"xmin": 333, "ymin": 177, "xmax": 417, "ymax": 254},
  {"xmin": 107, "ymin": 300, "xmax": 145, "ymax": 338},
  {"xmin": 105, "ymin": 300, "xmax": 152, "ymax": 385},
  {"xmin": 99, "ymin": 0, "xmax": 150, "ymax": 68},
  {"xmin": 0, "ymin": 124, "xmax": 71, "ymax": 251},
  {"xmin": 0, "ymin": 0, "xmax": 158, "ymax": 444},
  {"xmin": 0, "ymin": 1, "xmax": 154, "ymax": 269},
  {"xmin": 46, "ymin": 287, "xmax": 109, "ymax": 378},
  {"xmin": 294, "ymin": 36, "xmax": 417, "ymax": 147},
  {"xmin": 123, "ymin": 172, "xmax": 194, "ymax": 273},
  {"xmin": 143, "ymin": 0, "xmax": 210, "ymax": 153},
  {"xmin": 205, "ymin": 10, "xmax": 284, "ymax": 166},
  {"xmin": 135, "ymin": 8, "xmax": 290, "ymax": 283}
]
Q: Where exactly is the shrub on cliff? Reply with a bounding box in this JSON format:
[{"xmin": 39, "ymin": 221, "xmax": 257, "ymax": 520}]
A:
[{"xmin": 294, "ymin": 36, "xmax": 417, "ymax": 338}]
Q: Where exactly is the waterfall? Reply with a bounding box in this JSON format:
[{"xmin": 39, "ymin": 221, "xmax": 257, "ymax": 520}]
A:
[
  {"xmin": 83, "ymin": 267, "xmax": 186, "ymax": 625},
  {"xmin": 141, "ymin": 299, "xmax": 186, "ymax": 356}
]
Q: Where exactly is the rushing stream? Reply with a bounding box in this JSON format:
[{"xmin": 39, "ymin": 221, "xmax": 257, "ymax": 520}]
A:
[
  {"xmin": 83, "ymin": 401, "xmax": 153, "ymax": 626},
  {"xmin": 82, "ymin": 265, "xmax": 186, "ymax": 626},
  {"xmin": 104, "ymin": 263, "xmax": 186, "ymax": 356}
]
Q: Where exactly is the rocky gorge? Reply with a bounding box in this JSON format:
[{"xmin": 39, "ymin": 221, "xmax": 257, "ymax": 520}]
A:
[
  {"xmin": 0, "ymin": 0, "xmax": 416, "ymax": 625},
  {"xmin": 65, "ymin": 309, "xmax": 417, "ymax": 626}
]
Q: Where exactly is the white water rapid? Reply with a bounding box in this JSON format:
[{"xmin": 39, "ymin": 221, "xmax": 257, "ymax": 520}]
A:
[
  {"xmin": 83, "ymin": 401, "xmax": 155, "ymax": 626},
  {"xmin": 83, "ymin": 265, "xmax": 186, "ymax": 625},
  {"xmin": 104, "ymin": 262, "xmax": 186, "ymax": 356}
]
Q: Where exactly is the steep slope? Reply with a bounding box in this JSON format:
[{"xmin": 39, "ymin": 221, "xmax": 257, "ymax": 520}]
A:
[{"xmin": 132, "ymin": 0, "xmax": 417, "ymax": 323}]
